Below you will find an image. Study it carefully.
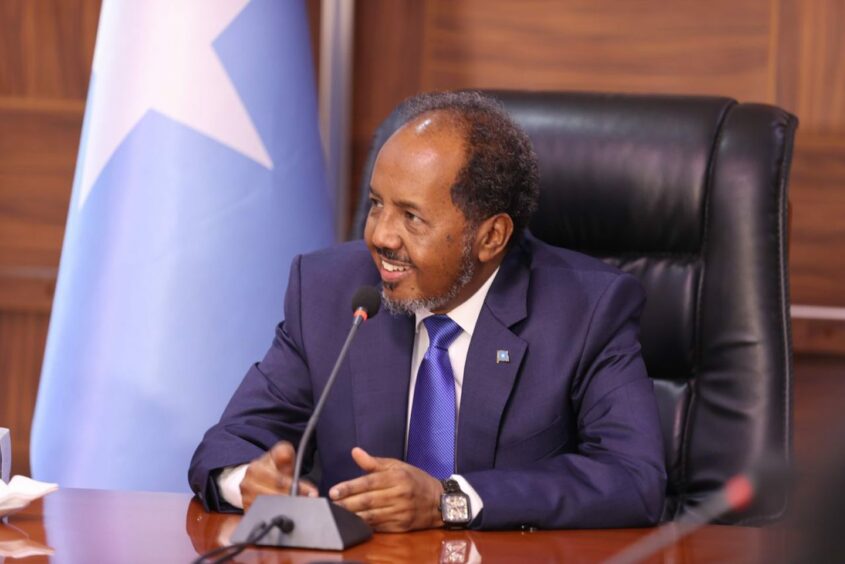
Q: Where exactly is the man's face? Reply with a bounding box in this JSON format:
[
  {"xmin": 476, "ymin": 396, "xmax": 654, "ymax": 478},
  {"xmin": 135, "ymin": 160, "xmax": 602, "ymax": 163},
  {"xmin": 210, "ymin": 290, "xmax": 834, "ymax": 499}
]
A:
[{"xmin": 364, "ymin": 116, "xmax": 477, "ymax": 315}]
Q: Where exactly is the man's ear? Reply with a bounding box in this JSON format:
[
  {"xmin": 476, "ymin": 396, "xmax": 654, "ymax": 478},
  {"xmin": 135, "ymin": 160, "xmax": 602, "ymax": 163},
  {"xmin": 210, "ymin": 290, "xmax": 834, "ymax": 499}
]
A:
[{"xmin": 476, "ymin": 213, "xmax": 514, "ymax": 263}]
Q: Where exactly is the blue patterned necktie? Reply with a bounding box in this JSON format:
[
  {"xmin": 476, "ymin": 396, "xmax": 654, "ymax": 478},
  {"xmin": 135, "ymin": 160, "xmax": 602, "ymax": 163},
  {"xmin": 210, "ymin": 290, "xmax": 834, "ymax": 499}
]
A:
[{"xmin": 406, "ymin": 315, "xmax": 463, "ymax": 479}]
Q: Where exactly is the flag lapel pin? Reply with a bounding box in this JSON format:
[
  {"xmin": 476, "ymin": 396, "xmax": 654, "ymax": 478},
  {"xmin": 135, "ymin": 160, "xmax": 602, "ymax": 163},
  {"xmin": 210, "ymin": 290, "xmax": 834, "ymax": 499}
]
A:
[{"xmin": 496, "ymin": 350, "xmax": 510, "ymax": 364}]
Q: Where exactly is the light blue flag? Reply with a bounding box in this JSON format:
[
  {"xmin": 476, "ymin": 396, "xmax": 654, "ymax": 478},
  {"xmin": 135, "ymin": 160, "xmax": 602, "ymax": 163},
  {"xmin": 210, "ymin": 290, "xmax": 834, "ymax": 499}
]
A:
[{"xmin": 30, "ymin": 0, "xmax": 334, "ymax": 492}]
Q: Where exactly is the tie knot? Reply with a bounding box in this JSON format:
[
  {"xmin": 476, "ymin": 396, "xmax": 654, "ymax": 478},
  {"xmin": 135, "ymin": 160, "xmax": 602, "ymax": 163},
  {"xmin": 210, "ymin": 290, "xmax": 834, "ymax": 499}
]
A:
[{"xmin": 423, "ymin": 315, "xmax": 462, "ymax": 350}]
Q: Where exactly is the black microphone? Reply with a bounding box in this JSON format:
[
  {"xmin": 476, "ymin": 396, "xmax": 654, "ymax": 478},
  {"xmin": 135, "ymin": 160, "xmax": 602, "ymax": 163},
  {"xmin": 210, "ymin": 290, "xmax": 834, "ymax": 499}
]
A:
[
  {"xmin": 290, "ymin": 286, "xmax": 380, "ymax": 495},
  {"xmin": 229, "ymin": 286, "xmax": 381, "ymax": 551},
  {"xmin": 351, "ymin": 285, "xmax": 382, "ymax": 321}
]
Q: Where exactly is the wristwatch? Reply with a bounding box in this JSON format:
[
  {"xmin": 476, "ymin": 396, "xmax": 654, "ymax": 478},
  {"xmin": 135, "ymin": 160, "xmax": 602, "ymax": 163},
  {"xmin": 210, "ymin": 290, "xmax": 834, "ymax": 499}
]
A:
[{"xmin": 440, "ymin": 479, "xmax": 472, "ymax": 529}]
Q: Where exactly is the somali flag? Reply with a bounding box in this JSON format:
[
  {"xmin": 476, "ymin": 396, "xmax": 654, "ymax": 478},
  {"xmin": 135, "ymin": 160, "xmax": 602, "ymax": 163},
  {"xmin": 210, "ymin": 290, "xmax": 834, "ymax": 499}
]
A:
[{"xmin": 30, "ymin": 0, "xmax": 334, "ymax": 492}]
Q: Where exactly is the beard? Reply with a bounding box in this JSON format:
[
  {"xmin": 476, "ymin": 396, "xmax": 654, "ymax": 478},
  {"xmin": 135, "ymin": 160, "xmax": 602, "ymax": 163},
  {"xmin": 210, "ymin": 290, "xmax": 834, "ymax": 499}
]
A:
[{"xmin": 380, "ymin": 233, "xmax": 476, "ymax": 317}]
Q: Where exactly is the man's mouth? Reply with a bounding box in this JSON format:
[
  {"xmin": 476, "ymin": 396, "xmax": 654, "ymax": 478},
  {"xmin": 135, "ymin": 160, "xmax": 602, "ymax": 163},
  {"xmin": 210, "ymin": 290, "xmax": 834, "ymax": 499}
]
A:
[
  {"xmin": 377, "ymin": 256, "xmax": 413, "ymax": 284},
  {"xmin": 381, "ymin": 259, "xmax": 410, "ymax": 273}
]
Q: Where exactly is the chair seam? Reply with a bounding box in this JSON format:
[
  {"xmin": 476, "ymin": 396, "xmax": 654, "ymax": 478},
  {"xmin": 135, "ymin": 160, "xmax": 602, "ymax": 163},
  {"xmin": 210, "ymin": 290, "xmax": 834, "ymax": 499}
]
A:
[
  {"xmin": 676, "ymin": 99, "xmax": 737, "ymax": 519},
  {"xmin": 732, "ymin": 110, "xmax": 798, "ymax": 526}
]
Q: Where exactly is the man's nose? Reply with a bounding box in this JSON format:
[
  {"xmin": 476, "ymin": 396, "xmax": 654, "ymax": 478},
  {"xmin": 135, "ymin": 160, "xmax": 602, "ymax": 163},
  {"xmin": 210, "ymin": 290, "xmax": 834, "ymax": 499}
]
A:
[{"xmin": 369, "ymin": 212, "xmax": 402, "ymax": 249}]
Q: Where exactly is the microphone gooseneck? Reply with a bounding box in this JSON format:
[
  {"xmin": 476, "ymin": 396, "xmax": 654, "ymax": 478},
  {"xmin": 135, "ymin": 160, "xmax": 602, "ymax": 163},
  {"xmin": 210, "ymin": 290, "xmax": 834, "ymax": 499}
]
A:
[
  {"xmin": 289, "ymin": 286, "xmax": 380, "ymax": 496},
  {"xmin": 603, "ymin": 458, "xmax": 789, "ymax": 564}
]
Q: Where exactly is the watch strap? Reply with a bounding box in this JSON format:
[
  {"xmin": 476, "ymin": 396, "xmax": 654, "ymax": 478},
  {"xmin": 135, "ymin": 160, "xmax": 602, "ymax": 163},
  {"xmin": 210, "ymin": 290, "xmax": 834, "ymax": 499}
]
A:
[
  {"xmin": 442, "ymin": 478, "xmax": 462, "ymax": 494},
  {"xmin": 440, "ymin": 478, "xmax": 471, "ymax": 529}
]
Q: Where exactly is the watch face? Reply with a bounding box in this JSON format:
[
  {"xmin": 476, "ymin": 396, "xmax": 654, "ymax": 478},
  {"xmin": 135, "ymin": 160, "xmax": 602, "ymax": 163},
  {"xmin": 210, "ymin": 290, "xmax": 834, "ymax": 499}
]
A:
[{"xmin": 443, "ymin": 494, "xmax": 470, "ymax": 522}]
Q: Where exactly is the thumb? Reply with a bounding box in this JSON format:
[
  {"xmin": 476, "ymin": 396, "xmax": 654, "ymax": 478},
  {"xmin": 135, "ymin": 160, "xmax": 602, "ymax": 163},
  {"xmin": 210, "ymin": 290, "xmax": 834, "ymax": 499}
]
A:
[
  {"xmin": 269, "ymin": 441, "xmax": 296, "ymax": 471},
  {"xmin": 351, "ymin": 447, "xmax": 387, "ymax": 473}
]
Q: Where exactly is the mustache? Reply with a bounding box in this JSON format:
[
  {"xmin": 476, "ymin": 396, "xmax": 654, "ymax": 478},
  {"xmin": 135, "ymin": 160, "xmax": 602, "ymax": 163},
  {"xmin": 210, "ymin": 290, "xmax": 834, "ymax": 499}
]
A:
[{"xmin": 376, "ymin": 247, "xmax": 412, "ymax": 265}]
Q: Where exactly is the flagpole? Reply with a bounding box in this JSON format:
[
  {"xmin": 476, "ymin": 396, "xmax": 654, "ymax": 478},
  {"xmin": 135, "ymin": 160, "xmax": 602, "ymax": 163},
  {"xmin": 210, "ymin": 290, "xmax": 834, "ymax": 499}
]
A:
[{"xmin": 319, "ymin": 0, "xmax": 355, "ymax": 241}]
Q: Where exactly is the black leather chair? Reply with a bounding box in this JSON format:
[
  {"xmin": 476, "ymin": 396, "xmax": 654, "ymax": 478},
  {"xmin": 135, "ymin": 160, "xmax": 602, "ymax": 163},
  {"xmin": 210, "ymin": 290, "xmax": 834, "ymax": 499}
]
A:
[{"xmin": 352, "ymin": 91, "xmax": 798, "ymax": 525}]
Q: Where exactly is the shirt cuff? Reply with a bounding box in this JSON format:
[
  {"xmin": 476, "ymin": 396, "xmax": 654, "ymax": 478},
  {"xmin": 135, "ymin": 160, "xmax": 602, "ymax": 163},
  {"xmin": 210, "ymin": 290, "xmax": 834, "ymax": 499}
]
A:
[
  {"xmin": 450, "ymin": 474, "xmax": 484, "ymax": 521},
  {"xmin": 216, "ymin": 463, "xmax": 249, "ymax": 509}
]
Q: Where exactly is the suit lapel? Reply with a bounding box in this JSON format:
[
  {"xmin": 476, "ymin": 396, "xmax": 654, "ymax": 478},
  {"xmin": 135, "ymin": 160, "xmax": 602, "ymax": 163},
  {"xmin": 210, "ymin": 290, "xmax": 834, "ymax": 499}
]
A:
[
  {"xmin": 349, "ymin": 310, "xmax": 414, "ymax": 460},
  {"xmin": 457, "ymin": 241, "xmax": 530, "ymax": 473}
]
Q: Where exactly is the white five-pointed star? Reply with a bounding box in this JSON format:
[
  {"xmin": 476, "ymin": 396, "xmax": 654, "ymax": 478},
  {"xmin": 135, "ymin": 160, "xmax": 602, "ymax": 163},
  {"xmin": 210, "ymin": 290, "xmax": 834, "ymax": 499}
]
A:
[{"xmin": 77, "ymin": 0, "xmax": 273, "ymax": 210}]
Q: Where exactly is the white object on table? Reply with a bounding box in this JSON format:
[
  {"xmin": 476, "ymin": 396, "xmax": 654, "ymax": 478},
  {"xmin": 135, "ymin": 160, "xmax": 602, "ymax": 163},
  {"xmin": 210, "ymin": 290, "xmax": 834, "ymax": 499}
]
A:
[
  {"xmin": 0, "ymin": 428, "xmax": 9, "ymax": 483},
  {"xmin": 0, "ymin": 476, "xmax": 58, "ymax": 518}
]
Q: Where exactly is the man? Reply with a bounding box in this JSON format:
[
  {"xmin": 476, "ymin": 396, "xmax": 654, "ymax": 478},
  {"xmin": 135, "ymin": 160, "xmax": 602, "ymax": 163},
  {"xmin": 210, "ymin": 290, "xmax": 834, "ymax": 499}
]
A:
[{"xmin": 189, "ymin": 91, "xmax": 665, "ymax": 531}]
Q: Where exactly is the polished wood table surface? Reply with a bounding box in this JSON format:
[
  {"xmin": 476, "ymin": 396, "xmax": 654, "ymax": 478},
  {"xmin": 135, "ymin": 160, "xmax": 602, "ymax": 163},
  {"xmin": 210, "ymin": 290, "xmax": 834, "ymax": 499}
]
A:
[{"xmin": 0, "ymin": 488, "xmax": 789, "ymax": 563}]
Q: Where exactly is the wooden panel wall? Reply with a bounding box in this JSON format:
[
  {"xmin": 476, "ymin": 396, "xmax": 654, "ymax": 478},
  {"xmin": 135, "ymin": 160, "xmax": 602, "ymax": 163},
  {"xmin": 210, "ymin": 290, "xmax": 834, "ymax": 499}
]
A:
[
  {"xmin": 421, "ymin": 0, "xmax": 774, "ymax": 99},
  {"xmin": 0, "ymin": 0, "xmax": 100, "ymax": 478},
  {"xmin": 352, "ymin": 0, "xmax": 845, "ymax": 337},
  {"xmin": 775, "ymin": 0, "xmax": 845, "ymax": 308}
]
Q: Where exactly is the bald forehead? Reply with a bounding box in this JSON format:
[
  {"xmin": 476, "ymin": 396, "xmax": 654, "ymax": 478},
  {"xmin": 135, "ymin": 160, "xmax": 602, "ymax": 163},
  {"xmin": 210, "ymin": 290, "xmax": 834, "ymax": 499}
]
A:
[
  {"xmin": 378, "ymin": 111, "xmax": 467, "ymax": 166},
  {"xmin": 394, "ymin": 110, "xmax": 467, "ymax": 144},
  {"xmin": 371, "ymin": 110, "xmax": 469, "ymax": 205},
  {"xmin": 407, "ymin": 109, "xmax": 465, "ymax": 135}
]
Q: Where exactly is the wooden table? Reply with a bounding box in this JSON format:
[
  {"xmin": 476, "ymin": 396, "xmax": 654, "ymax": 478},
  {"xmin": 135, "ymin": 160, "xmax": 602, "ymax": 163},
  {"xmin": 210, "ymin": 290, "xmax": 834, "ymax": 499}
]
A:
[{"xmin": 0, "ymin": 488, "xmax": 790, "ymax": 563}]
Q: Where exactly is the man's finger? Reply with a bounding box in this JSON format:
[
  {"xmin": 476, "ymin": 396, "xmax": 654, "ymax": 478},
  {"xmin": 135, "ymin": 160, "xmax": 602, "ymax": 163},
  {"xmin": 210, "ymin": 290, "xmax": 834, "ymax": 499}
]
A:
[
  {"xmin": 329, "ymin": 471, "xmax": 390, "ymax": 501},
  {"xmin": 244, "ymin": 450, "xmax": 318, "ymax": 495},
  {"xmin": 248, "ymin": 481, "xmax": 290, "ymax": 498},
  {"xmin": 243, "ymin": 481, "xmax": 317, "ymax": 511},
  {"xmin": 333, "ymin": 486, "xmax": 396, "ymax": 514},
  {"xmin": 353, "ymin": 505, "xmax": 400, "ymax": 528},
  {"xmin": 247, "ymin": 455, "xmax": 290, "ymax": 487},
  {"xmin": 243, "ymin": 464, "xmax": 278, "ymax": 491},
  {"xmin": 265, "ymin": 470, "xmax": 318, "ymax": 497},
  {"xmin": 350, "ymin": 447, "xmax": 391, "ymax": 473},
  {"xmin": 242, "ymin": 481, "xmax": 290, "ymax": 510},
  {"xmin": 268, "ymin": 441, "xmax": 296, "ymax": 470},
  {"xmin": 295, "ymin": 478, "xmax": 320, "ymax": 497}
]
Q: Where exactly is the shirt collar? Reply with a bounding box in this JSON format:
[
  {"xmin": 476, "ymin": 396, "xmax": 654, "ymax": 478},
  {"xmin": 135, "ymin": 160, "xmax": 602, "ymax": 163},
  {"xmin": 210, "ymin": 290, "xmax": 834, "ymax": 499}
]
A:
[{"xmin": 414, "ymin": 267, "xmax": 501, "ymax": 337}]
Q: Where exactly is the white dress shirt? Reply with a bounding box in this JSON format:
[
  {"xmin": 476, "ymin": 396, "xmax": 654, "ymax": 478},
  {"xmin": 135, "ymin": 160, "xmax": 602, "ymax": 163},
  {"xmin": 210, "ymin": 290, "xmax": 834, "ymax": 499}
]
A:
[
  {"xmin": 218, "ymin": 267, "xmax": 501, "ymax": 523},
  {"xmin": 407, "ymin": 267, "xmax": 500, "ymax": 520}
]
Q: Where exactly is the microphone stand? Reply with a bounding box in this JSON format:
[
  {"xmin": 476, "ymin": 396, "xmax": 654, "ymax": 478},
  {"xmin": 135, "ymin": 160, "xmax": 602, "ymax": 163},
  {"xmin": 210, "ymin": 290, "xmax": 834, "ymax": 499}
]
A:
[
  {"xmin": 229, "ymin": 307, "xmax": 374, "ymax": 551},
  {"xmin": 290, "ymin": 311, "xmax": 365, "ymax": 496}
]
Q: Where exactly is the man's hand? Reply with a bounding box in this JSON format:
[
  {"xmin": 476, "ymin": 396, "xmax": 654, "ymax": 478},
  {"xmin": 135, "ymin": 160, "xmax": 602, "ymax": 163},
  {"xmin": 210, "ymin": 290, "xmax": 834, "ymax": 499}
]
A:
[
  {"xmin": 240, "ymin": 441, "xmax": 318, "ymax": 510},
  {"xmin": 329, "ymin": 447, "xmax": 444, "ymax": 532}
]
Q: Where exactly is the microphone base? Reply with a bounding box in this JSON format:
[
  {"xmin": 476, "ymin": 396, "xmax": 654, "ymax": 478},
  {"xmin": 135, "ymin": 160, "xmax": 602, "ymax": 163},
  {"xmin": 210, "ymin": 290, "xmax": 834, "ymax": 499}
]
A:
[{"xmin": 230, "ymin": 495, "xmax": 373, "ymax": 551}]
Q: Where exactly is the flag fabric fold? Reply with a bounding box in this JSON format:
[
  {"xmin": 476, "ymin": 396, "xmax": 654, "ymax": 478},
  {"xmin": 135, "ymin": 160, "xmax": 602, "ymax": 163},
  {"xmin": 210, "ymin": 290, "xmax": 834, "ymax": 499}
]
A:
[{"xmin": 31, "ymin": 0, "xmax": 334, "ymax": 492}]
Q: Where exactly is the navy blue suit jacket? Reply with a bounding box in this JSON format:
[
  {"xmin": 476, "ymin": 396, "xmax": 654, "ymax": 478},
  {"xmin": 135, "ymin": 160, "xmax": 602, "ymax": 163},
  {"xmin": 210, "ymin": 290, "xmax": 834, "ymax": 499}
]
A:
[{"xmin": 189, "ymin": 234, "xmax": 666, "ymax": 529}]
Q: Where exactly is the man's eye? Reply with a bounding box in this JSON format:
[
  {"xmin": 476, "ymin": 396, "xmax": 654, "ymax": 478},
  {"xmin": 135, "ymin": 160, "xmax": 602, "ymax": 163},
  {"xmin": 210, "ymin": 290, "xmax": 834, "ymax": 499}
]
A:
[
  {"xmin": 369, "ymin": 198, "xmax": 383, "ymax": 208},
  {"xmin": 405, "ymin": 211, "xmax": 422, "ymax": 223}
]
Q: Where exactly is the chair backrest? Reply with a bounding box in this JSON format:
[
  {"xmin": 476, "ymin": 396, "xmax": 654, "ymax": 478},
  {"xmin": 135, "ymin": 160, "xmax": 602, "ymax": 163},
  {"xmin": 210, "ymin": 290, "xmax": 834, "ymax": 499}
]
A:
[{"xmin": 352, "ymin": 90, "xmax": 797, "ymax": 524}]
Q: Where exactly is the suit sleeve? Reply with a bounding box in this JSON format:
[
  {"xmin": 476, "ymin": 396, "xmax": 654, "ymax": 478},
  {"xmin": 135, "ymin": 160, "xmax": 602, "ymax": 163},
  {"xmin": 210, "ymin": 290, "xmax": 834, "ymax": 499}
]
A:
[
  {"xmin": 463, "ymin": 273, "xmax": 666, "ymax": 529},
  {"xmin": 187, "ymin": 255, "xmax": 314, "ymax": 512}
]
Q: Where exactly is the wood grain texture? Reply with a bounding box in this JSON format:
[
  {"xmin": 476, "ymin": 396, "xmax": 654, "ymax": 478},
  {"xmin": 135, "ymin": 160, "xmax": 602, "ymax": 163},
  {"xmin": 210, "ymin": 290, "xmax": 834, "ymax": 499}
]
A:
[
  {"xmin": 421, "ymin": 0, "xmax": 773, "ymax": 101},
  {"xmin": 0, "ymin": 102, "xmax": 81, "ymax": 271},
  {"xmin": 0, "ymin": 0, "xmax": 99, "ymax": 479},
  {"xmin": 0, "ymin": 267, "xmax": 55, "ymax": 313},
  {"xmin": 0, "ymin": 311, "xmax": 50, "ymax": 478},
  {"xmin": 793, "ymin": 355, "xmax": 845, "ymax": 450},
  {"xmin": 4, "ymin": 489, "xmax": 791, "ymax": 562},
  {"xmin": 776, "ymin": 0, "xmax": 845, "ymax": 132},
  {"xmin": 0, "ymin": 0, "xmax": 100, "ymax": 99},
  {"xmin": 350, "ymin": 0, "xmax": 426, "ymax": 230},
  {"xmin": 793, "ymin": 317, "xmax": 845, "ymax": 355},
  {"xmin": 788, "ymin": 133, "xmax": 845, "ymax": 307}
]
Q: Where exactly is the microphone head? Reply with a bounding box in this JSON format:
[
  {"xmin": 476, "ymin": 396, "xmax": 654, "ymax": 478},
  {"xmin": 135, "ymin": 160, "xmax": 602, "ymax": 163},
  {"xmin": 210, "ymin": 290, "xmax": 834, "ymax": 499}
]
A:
[
  {"xmin": 725, "ymin": 453, "xmax": 792, "ymax": 513},
  {"xmin": 746, "ymin": 454, "xmax": 791, "ymax": 506},
  {"xmin": 351, "ymin": 286, "xmax": 381, "ymax": 318}
]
